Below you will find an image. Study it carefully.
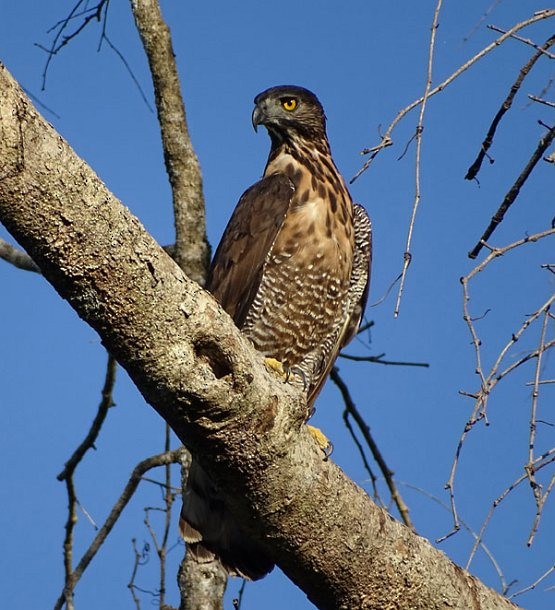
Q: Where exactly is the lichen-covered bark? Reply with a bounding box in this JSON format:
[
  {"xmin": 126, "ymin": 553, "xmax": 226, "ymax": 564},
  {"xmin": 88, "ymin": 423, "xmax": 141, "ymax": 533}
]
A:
[
  {"xmin": 0, "ymin": 63, "xmax": 519, "ymax": 610},
  {"xmin": 178, "ymin": 552, "xmax": 226, "ymax": 610}
]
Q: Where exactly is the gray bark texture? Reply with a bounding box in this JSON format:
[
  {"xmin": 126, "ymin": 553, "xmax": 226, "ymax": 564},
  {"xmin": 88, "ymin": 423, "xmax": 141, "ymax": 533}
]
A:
[{"xmin": 0, "ymin": 63, "xmax": 519, "ymax": 610}]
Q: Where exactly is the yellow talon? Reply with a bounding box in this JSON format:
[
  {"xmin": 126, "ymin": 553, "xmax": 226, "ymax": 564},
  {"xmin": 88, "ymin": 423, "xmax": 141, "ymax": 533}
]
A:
[
  {"xmin": 264, "ymin": 357, "xmax": 289, "ymax": 380},
  {"xmin": 307, "ymin": 425, "xmax": 333, "ymax": 458}
]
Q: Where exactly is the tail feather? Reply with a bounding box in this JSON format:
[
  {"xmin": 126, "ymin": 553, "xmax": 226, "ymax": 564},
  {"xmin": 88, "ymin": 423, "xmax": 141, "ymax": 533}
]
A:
[{"xmin": 180, "ymin": 460, "xmax": 274, "ymax": 581}]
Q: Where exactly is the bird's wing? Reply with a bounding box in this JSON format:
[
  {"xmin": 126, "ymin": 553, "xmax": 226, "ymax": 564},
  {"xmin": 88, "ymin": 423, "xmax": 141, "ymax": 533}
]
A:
[
  {"xmin": 306, "ymin": 203, "xmax": 372, "ymax": 408},
  {"xmin": 208, "ymin": 173, "xmax": 295, "ymax": 328}
]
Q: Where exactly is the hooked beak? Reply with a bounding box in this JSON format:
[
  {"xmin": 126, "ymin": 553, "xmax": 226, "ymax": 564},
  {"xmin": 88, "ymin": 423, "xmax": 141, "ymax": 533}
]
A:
[{"xmin": 251, "ymin": 104, "xmax": 265, "ymax": 133}]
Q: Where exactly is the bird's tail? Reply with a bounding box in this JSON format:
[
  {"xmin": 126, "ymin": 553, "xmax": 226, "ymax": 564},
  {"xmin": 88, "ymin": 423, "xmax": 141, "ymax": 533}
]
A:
[{"xmin": 180, "ymin": 459, "xmax": 274, "ymax": 581}]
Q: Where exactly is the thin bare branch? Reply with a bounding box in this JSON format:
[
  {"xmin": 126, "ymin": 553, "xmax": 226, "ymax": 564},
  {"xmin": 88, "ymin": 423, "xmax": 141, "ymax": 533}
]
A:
[
  {"xmin": 340, "ymin": 352, "xmax": 430, "ymax": 368},
  {"xmin": 331, "ymin": 367, "xmax": 413, "ymax": 529},
  {"xmin": 232, "ymin": 581, "xmax": 247, "ymax": 610},
  {"xmin": 0, "ymin": 237, "xmax": 40, "ymax": 272},
  {"xmin": 394, "ymin": 0, "xmax": 443, "ymax": 317},
  {"xmin": 401, "ymin": 481, "xmax": 510, "ymax": 595},
  {"xmin": 465, "ymin": 451, "xmax": 555, "ymax": 570},
  {"xmin": 442, "ymin": 229, "xmax": 555, "ymax": 545},
  {"xmin": 53, "ymin": 448, "xmax": 188, "ymax": 610},
  {"xmin": 128, "ymin": 538, "xmax": 147, "ymax": 610},
  {"xmin": 139, "ymin": 426, "xmax": 179, "ymax": 609},
  {"xmin": 509, "ymin": 563, "xmax": 555, "ymax": 599},
  {"xmin": 56, "ymin": 354, "xmax": 117, "ymax": 608},
  {"xmin": 486, "ymin": 25, "xmax": 555, "ymax": 59},
  {"xmin": 36, "ymin": 1, "xmax": 110, "ymax": 90},
  {"xmin": 465, "ymin": 34, "xmax": 555, "ymax": 181},
  {"xmin": 57, "ymin": 355, "xmax": 117, "ymax": 482},
  {"xmin": 528, "ymin": 94, "xmax": 555, "ymax": 108},
  {"xmin": 469, "ymin": 124, "xmax": 555, "ymax": 258},
  {"xmin": 351, "ymin": 9, "xmax": 555, "ymax": 182},
  {"xmin": 463, "ymin": 1, "xmax": 504, "ymax": 43}
]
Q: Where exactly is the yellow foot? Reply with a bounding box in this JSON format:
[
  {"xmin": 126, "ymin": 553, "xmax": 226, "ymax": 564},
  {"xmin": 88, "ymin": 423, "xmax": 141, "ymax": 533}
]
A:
[
  {"xmin": 264, "ymin": 358, "xmax": 309, "ymax": 391},
  {"xmin": 307, "ymin": 425, "xmax": 333, "ymax": 458},
  {"xmin": 264, "ymin": 357, "xmax": 289, "ymax": 380}
]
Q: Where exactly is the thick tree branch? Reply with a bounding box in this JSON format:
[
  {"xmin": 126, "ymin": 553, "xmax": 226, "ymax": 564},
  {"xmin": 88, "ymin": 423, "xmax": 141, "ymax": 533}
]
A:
[{"xmin": 0, "ymin": 64, "xmax": 519, "ymax": 610}]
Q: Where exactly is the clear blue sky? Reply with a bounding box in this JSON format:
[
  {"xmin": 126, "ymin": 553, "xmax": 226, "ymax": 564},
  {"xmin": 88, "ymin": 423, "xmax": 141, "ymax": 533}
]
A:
[{"xmin": 1, "ymin": 1, "xmax": 553, "ymax": 608}]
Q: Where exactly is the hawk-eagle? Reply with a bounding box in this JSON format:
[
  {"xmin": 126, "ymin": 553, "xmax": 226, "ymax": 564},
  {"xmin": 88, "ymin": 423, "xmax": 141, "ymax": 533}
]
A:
[{"xmin": 180, "ymin": 85, "xmax": 372, "ymax": 580}]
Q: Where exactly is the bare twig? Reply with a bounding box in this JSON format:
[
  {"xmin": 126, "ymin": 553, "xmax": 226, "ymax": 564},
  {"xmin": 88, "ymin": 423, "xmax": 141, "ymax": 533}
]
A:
[
  {"xmin": 53, "ymin": 448, "xmax": 188, "ymax": 610},
  {"xmin": 442, "ymin": 228, "xmax": 555, "ymax": 543},
  {"xmin": 36, "ymin": 1, "xmax": 110, "ymax": 90},
  {"xmin": 486, "ymin": 25, "xmax": 555, "ymax": 59},
  {"xmin": 56, "ymin": 354, "xmax": 117, "ymax": 608},
  {"xmin": 401, "ymin": 481, "xmax": 511, "ymax": 595},
  {"xmin": 509, "ymin": 563, "xmax": 555, "ymax": 599},
  {"xmin": 463, "ymin": 1, "xmax": 503, "ymax": 43},
  {"xmin": 465, "ymin": 450, "xmax": 555, "ymax": 569},
  {"xmin": 340, "ymin": 352, "xmax": 430, "ymax": 368},
  {"xmin": 465, "ymin": 34, "xmax": 555, "ymax": 181},
  {"xmin": 351, "ymin": 9, "xmax": 555, "ymax": 182},
  {"xmin": 138, "ymin": 425, "xmax": 178, "ymax": 609},
  {"xmin": 468, "ymin": 124, "xmax": 555, "ymax": 258},
  {"xmin": 128, "ymin": 538, "xmax": 148, "ymax": 610},
  {"xmin": 394, "ymin": 0, "xmax": 443, "ymax": 317},
  {"xmin": 0, "ymin": 237, "xmax": 40, "ymax": 272},
  {"xmin": 528, "ymin": 94, "xmax": 555, "ymax": 108},
  {"xmin": 331, "ymin": 367, "xmax": 413, "ymax": 529},
  {"xmin": 232, "ymin": 581, "xmax": 247, "ymax": 610},
  {"xmin": 36, "ymin": 0, "xmax": 151, "ymax": 109},
  {"xmin": 58, "ymin": 355, "xmax": 117, "ymax": 482}
]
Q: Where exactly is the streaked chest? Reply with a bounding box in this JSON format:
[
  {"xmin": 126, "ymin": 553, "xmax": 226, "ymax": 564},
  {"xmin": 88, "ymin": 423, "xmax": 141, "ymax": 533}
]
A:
[{"xmin": 265, "ymin": 150, "xmax": 354, "ymax": 278}]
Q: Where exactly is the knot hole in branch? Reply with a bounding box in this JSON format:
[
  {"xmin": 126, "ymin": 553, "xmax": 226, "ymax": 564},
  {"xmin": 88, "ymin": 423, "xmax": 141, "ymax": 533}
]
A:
[{"xmin": 193, "ymin": 338, "xmax": 234, "ymax": 380}]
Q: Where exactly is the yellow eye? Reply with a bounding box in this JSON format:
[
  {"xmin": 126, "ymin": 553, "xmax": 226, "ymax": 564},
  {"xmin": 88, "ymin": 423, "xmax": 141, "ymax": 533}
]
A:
[{"xmin": 281, "ymin": 98, "xmax": 297, "ymax": 112}]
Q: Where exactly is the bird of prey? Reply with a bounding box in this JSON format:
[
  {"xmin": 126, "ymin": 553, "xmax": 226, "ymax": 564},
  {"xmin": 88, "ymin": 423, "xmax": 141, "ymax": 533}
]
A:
[{"xmin": 180, "ymin": 85, "xmax": 372, "ymax": 580}]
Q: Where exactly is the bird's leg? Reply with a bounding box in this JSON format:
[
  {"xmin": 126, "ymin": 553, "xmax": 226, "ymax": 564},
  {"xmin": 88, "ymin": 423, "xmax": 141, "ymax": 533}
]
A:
[
  {"xmin": 264, "ymin": 358, "xmax": 332, "ymax": 457},
  {"xmin": 263, "ymin": 358, "xmax": 306, "ymax": 387}
]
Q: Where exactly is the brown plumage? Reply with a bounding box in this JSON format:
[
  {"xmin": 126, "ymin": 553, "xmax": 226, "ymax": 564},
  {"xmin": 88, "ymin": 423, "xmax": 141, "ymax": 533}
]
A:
[{"xmin": 180, "ymin": 85, "xmax": 372, "ymax": 580}]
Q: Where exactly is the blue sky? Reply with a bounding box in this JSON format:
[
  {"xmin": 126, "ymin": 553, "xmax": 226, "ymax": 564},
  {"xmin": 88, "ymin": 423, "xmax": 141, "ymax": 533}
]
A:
[{"xmin": 1, "ymin": 1, "xmax": 553, "ymax": 608}]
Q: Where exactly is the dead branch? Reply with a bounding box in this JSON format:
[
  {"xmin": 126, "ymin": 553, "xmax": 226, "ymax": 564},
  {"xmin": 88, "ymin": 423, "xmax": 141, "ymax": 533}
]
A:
[
  {"xmin": 465, "ymin": 34, "xmax": 555, "ymax": 181},
  {"xmin": 0, "ymin": 237, "xmax": 40, "ymax": 272},
  {"xmin": 340, "ymin": 352, "xmax": 430, "ymax": 367},
  {"xmin": 57, "ymin": 355, "xmax": 117, "ymax": 482},
  {"xmin": 509, "ymin": 563, "xmax": 555, "ymax": 599},
  {"xmin": 486, "ymin": 24, "xmax": 555, "ymax": 59},
  {"xmin": 401, "ymin": 481, "xmax": 511, "ymax": 594},
  {"xmin": 351, "ymin": 9, "xmax": 555, "ymax": 183},
  {"xmin": 441, "ymin": 228, "xmax": 555, "ymax": 544},
  {"xmin": 393, "ymin": 0, "xmax": 443, "ymax": 317},
  {"xmin": 331, "ymin": 367, "xmax": 413, "ymax": 529},
  {"xmin": 468, "ymin": 124, "xmax": 555, "ymax": 259},
  {"xmin": 528, "ymin": 94, "xmax": 555, "ymax": 108},
  {"xmin": 56, "ymin": 354, "xmax": 117, "ymax": 608},
  {"xmin": 53, "ymin": 448, "xmax": 189, "ymax": 610},
  {"xmin": 36, "ymin": 0, "xmax": 110, "ymax": 90}
]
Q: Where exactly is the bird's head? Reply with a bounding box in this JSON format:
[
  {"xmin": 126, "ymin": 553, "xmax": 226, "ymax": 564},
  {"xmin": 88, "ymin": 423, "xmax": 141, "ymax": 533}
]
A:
[{"xmin": 252, "ymin": 85, "xmax": 327, "ymax": 145}]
